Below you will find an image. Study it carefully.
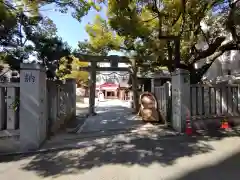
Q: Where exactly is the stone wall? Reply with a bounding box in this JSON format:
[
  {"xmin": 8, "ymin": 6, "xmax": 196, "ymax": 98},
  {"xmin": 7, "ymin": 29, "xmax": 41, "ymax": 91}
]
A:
[{"xmin": 0, "ymin": 63, "xmax": 76, "ymax": 153}]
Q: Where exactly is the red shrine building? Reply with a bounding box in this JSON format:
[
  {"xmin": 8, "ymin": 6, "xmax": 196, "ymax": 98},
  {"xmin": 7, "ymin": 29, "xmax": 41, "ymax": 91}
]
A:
[{"xmin": 95, "ymin": 64, "xmax": 130, "ymax": 100}]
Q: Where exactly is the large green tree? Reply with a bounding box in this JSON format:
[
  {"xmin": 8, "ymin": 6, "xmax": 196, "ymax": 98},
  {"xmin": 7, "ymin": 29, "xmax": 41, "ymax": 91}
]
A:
[
  {"xmin": 0, "ymin": 0, "xmax": 104, "ymax": 78},
  {"xmin": 0, "ymin": 0, "xmax": 74, "ymax": 78},
  {"xmin": 108, "ymin": 0, "xmax": 240, "ymax": 84},
  {"xmin": 80, "ymin": 0, "xmax": 240, "ymax": 84},
  {"xmin": 57, "ymin": 56, "xmax": 89, "ymax": 86},
  {"xmin": 2, "ymin": 0, "xmax": 101, "ymax": 21}
]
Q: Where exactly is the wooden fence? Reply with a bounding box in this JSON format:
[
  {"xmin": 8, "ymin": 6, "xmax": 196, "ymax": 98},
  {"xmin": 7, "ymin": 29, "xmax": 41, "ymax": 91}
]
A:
[
  {"xmin": 154, "ymin": 82, "xmax": 240, "ymax": 126},
  {"xmin": 154, "ymin": 82, "xmax": 171, "ymax": 123},
  {"xmin": 190, "ymin": 84, "xmax": 240, "ymax": 120},
  {"xmin": 0, "ymin": 79, "xmax": 75, "ymax": 135},
  {"xmin": 0, "ymin": 83, "xmax": 20, "ymax": 131}
]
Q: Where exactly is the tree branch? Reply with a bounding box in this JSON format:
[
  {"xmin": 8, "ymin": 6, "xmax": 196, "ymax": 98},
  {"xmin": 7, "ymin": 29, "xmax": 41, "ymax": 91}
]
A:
[
  {"xmin": 172, "ymin": 12, "xmax": 182, "ymax": 27},
  {"xmin": 118, "ymin": 46, "xmax": 135, "ymax": 51},
  {"xmin": 182, "ymin": 0, "xmax": 223, "ymax": 62},
  {"xmin": 190, "ymin": 36, "xmax": 226, "ymax": 63},
  {"xmin": 200, "ymin": 27, "xmax": 210, "ymax": 46},
  {"xmin": 152, "ymin": 0, "xmax": 163, "ymax": 38},
  {"xmin": 178, "ymin": 0, "xmax": 186, "ymax": 36},
  {"xmin": 226, "ymin": 0, "xmax": 240, "ymax": 41},
  {"xmin": 142, "ymin": 16, "xmax": 158, "ymax": 23},
  {"xmin": 190, "ymin": 40, "xmax": 240, "ymax": 77}
]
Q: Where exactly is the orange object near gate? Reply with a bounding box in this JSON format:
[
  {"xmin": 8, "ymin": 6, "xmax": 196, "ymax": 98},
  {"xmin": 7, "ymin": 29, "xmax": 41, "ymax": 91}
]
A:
[
  {"xmin": 221, "ymin": 119, "xmax": 230, "ymax": 129},
  {"xmin": 185, "ymin": 121, "xmax": 193, "ymax": 135},
  {"xmin": 185, "ymin": 112, "xmax": 193, "ymax": 135}
]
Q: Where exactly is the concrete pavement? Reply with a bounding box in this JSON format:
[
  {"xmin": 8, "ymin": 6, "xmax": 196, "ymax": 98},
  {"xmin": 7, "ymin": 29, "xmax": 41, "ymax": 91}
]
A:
[
  {"xmin": 1, "ymin": 100, "xmax": 240, "ymax": 179},
  {"xmin": 77, "ymin": 99, "xmax": 144, "ymax": 133},
  {"xmin": 0, "ymin": 133, "xmax": 240, "ymax": 180}
]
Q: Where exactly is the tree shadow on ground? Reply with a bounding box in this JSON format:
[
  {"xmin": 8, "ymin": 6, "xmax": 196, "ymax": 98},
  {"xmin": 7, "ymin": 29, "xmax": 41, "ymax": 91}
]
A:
[
  {"xmin": 1, "ymin": 100, "xmax": 240, "ymax": 178},
  {"xmin": 81, "ymin": 105, "xmax": 144, "ymax": 132},
  {"xmin": 76, "ymin": 106, "xmax": 88, "ymax": 116},
  {"xmin": 175, "ymin": 148, "xmax": 240, "ymax": 180},
  {"xmin": 4, "ymin": 129, "xmax": 238, "ymax": 178}
]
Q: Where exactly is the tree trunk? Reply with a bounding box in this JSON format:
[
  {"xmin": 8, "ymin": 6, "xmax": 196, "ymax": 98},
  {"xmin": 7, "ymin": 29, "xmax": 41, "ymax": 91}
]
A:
[{"xmin": 131, "ymin": 58, "xmax": 139, "ymax": 113}]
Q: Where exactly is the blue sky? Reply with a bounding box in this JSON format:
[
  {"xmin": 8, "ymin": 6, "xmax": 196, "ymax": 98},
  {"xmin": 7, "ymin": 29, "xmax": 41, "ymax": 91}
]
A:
[
  {"xmin": 40, "ymin": 4, "xmax": 123, "ymax": 56},
  {"xmin": 41, "ymin": 4, "xmax": 105, "ymax": 49}
]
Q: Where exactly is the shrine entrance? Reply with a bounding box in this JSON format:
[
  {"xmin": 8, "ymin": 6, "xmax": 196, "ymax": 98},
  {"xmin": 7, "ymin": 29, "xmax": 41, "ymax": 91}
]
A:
[
  {"xmin": 73, "ymin": 53, "xmax": 138, "ymax": 116},
  {"xmin": 69, "ymin": 54, "xmax": 145, "ymax": 134},
  {"xmin": 96, "ymin": 71, "xmax": 130, "ymax": 100},
  {"xmin": 71, "ymin": 37, "xmax": 181, "ymax": 134}
]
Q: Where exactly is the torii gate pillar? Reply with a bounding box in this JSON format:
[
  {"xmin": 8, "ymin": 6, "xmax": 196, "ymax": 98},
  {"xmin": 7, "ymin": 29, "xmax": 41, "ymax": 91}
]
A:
[{"xmin": 88, "ymin": 61, "xmax": 97, "ymax": 115}]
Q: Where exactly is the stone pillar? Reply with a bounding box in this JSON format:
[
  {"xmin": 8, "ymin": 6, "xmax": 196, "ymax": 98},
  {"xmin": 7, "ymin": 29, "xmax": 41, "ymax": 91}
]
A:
[
  {"xmin": 151, "ymin": 78, "xmax": 154, "ymax": 93},
  {"xmin": 20, "ymin": 63, "xmax": 47, "ymax": 151},
  {"xmin": 0, "ymin": 88, "xmax": 5, "ymax": 130},
  {"xmin": 163, "ymin": 82, "xmax": 171, "ymax": 123},
  {"xmin": 66, "ymin": 78, "xmax": 76, "ymax": 116},
  {"xmin": 131, "ymin": 58, "xmax": 139, "ymax": 111},
  {"xmin": 46, "ymin": 80, "xmax": 57, "ymax": 134},
  {"xmin": 171, "ymin": 69, "xmax": 190, "ymax": 132},
  {"xmin": 129, "ymin": 90, "xmax": 134, "ymax": 108},
  {"xmin": 89, "ymin": 62, "xmax": 96, "ymax": 115}
]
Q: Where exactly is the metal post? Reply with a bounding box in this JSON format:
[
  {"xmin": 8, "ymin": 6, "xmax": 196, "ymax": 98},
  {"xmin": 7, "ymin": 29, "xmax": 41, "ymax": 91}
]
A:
[{"xmin": 88, "ymin": 61, "xmax": 97, "ymax": 115}]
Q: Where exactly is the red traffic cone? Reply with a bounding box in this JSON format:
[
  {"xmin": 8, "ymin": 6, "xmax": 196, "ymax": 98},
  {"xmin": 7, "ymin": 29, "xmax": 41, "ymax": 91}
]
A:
[
  {"xmin": 185, "ymin": 119, "xmax": 193, "ymax": 135},
  {"xmin": 221, "ymin": 119, "xmax": 230, "ymax": 129},
  {"xmin": 185, "ymin": 111, "xmax": 193, "ymax": 135}
]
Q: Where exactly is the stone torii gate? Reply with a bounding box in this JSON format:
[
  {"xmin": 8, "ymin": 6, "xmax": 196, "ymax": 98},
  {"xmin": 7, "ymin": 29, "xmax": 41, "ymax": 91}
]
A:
[
  {"xmin": 73, "ymin": 54, "xmax": 138, "ymax": 115},
  {"xmin": 73, "ymin": 37, "xmax": 180, "ymax": 116}
]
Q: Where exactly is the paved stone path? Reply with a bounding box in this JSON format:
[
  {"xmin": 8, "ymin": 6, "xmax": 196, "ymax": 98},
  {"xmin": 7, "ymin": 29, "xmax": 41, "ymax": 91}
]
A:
[{"xmin": 77, "ymin": 99, "xmax": 144, "ymax": 133}]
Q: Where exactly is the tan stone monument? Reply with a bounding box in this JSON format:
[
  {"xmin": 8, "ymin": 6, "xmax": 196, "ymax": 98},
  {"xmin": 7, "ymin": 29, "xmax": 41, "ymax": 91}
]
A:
[{"xmin": 138, "ymin": 92, "xmax": 162, "ymax": 122}]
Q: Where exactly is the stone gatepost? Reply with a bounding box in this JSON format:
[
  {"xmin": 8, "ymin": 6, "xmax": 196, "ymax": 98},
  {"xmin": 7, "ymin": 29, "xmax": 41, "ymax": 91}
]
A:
[
  {"xmin": 19, "ymin": 63, "xmax": 47, "ymax": 151},
  {"xmin": 171, "ymin": 69, "xmax": 190, "ymax": 132},
  {"xmin": 151, "ymin": 78, "xmax": 155, "ymax": 93},
  {"xmin": 65, "ymin": 78, "xmax": 76, "ymax": 117}
]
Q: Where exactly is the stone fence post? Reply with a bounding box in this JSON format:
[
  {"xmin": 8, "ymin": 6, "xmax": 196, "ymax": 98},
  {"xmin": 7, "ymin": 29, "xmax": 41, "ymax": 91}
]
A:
[
  {"xmin": 171, "ymin": 69, "xmax": 190, "ymax": 132},
  {"xmin": 19, "ymin": 63, "xmax": 47, "ymax": 151},
  {"xmin": 65, "ymin": 78, "xmax": 76, "ymax": 117},
  {"xmin": 46, "ymin": 80, "xmax": 58, "ymax": 134},
  {"xmin": 151, "ymin": 78, "xmax": 155, "ymax": 93}
]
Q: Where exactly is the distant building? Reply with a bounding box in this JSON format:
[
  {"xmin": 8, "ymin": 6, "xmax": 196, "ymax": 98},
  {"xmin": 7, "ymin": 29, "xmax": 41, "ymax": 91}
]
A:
[
  {"xmin": 133, "ymin": 69, "xmax": 171, "ymax": 93},
  {"xmin": 96, "ymin": 62, "xmax": 130, "ymax": 99},
  {"xmin": 194, "ymin": 34, "xmax": 240, "ymax": 84}
]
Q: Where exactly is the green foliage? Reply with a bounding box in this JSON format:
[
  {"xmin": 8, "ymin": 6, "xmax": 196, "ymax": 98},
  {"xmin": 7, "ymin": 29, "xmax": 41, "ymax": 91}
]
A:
[
  {"xmin": 0, "ymin": 0, "xmax": 103, "ymax": 78},
  {"xmin": 57, "ymin": 56, "xmax": 89, "ymax": 86},
  {"xmin": 106, "ymin": 0, "xmax": 224, "ymax": 60},
  {"xmin": 77, "ymin": 14, "xmax": 124, "ymax": 55},
  {"xmin": 0, "ymin": 1, "xmax": 73, "ymax": 78},
  {"xmin": 8, "ymin": 97, "xmax": 20, "ymax": 112},
  {"xmin": 4, "ymin": 0, "xmax": 101, "ymax": 21},
  {"xmin": 0, "ymin": 2, "xmax": 18, "ymax": 48},
  {"xmin": 80, "ymin": 0, "xmax": 240, "ymax": 83}
]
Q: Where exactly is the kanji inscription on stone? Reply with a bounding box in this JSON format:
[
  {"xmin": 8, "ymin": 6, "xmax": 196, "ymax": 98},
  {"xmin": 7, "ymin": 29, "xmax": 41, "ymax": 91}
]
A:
[{"xmin": 24, "ymin": 72, "xmax": 35, "ymax": 83}]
